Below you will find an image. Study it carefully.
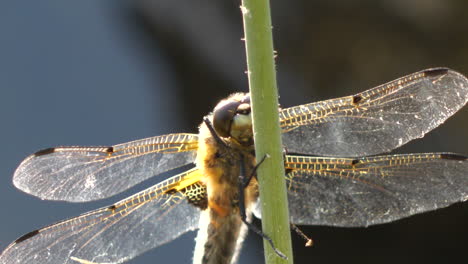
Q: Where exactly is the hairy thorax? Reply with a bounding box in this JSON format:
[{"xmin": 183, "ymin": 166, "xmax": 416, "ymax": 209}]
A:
[{"xmin": 193, "ymin": 115, "xmax": 258, "ymax": 264}]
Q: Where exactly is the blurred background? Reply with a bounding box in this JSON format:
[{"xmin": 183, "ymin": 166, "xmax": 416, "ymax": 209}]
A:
[{"xmin": 1, "ymin": 0, "xmax": 467, "ymax": 263}]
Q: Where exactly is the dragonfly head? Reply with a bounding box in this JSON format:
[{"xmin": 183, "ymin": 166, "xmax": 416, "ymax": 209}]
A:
[{"xmin": 213, "ymin": 93, "xmax": 253, "ymax": 146}]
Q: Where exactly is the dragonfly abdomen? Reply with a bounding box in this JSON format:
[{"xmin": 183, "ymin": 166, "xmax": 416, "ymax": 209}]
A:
[{"xmin": 193, "ymin": 207, "xmax": 248, "ymax": 264}]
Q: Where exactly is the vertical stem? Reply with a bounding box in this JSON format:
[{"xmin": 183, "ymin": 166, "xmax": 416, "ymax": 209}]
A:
[{"xmin": 240, "ymin": 1, "xmax": 293, "ymax": 264}]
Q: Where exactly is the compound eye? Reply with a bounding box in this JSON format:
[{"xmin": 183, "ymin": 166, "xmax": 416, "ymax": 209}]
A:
[{"xmin": 212, "ymin": 100, "xmax": 241, "ymax": 138}]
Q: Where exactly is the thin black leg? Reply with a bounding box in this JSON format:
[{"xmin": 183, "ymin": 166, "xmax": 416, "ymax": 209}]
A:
[
  {"xmin": 241, "ymin": 154, "xmax": 268, "ymax": 188},
  {"xmin": 203, "ymin": 117, "xmax": 228, "ymax": 149},
  {"xmin": 238, "ymin": 154, "xmax": 287, "ymax": 260},
  {"xmin": 291, "ymin": 223, "xmax": 313, "ymax": 247}
]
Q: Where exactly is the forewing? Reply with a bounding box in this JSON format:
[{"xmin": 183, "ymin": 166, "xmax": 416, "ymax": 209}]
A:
[
  {"xmin": 0, "ymin": 168, "xmax": 206, "ymax": 264},
  {"xmin": 285, "ymin": 154, "xmax": 468, "ymax": 227},
  {"xmin": 13, "ymin": 133, "xmax": 198, "ymax": 202},
  {"xmin": 281, "ymin": 68, "xmax": 468, "ymax": 156}
]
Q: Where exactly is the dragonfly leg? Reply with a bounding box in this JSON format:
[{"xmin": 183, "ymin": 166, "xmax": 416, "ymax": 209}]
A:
[
  {"xmin": 241, "ymin": 154, "xmax": 268, "ymax": 188},
  {"xmin": 290, "ymin": 223, "xmax": 313, "ymax": 247},
  {"xmin": 238, "ymin": 154, "xmax": 287, "ymax": 260},
  {"xmin": 246, "ymin": 152, "xmax": 313, "ymax": 248},
  {"xmin": 203, "ymin": 117, "xmax": 228, "ymax": 149}
]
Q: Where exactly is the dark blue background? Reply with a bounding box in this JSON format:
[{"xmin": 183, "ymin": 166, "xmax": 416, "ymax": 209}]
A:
[{"xmin": 0, "ymin": 1, "xmax": 230, "ymax": 263}]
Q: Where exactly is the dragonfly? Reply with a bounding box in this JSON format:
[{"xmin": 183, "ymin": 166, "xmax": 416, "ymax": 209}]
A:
[{"xmin": 1, "ymin": 68, "xmax": 468, "ymax": 264}]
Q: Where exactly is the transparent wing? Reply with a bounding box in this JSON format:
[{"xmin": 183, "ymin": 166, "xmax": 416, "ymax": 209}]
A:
[
  {"xmin": 0, "ymin": 168, "xmax": 206, "ymax": 264},
  {"xmin": 13, "ymin": 133, "xmax": 199, "ymax": 202},
  {"xmin": 284, "ymin": 153, "xmax": 468, "ymax": 227},
  {"xmin": 280, "ymin": 68, "xmax": 468, "ymax": 156}
]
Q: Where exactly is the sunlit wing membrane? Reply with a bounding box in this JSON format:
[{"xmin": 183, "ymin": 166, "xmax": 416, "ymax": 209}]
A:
[
  {"xmin": 0, "ymin": 168, "xmax": 206, "ymax": 264},
  {"xmin": 283, "ymin": 153, "xmax": 468, "ymax": 227},
  {"xmin": 280, "ymin": 68, "xmax": 468, "ymax": 156},
  {"xmin": 13, "ymin": 133, "xmax": 199, "ymax": 202}
]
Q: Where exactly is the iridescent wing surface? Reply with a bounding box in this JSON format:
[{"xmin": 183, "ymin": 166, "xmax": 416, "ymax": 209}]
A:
[
  {"xmin": 0, "ymin": 168, "xmax": 206, "ymax": 264},
  {"xmin": 280, "ymin": 68, "xmax": 468, "ymax": 157},
  {"xmin": 284, "ymin": 153, "xmax": 468, "ymax": 227},
  {"xmin": 13, "ymin": 133, "xmax": 199, "ymax": 202}
]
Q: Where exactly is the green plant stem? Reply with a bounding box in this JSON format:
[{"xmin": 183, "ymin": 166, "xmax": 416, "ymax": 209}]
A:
[{"xmin": 240, "ymin": 1, "xmax": 293, "ymax": 263}]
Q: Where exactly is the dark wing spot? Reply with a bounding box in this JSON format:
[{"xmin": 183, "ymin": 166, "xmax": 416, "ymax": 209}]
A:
[
  {"xmin": 106, "ymin": 147, "xmax": 114, "ymax": 153},
  {"xmin": 440, "ymin": 153, "xmax": 467, "ymax": 161},
  {"xmin": 14, "ymin": 229, "xmax": 40, "ymax": 244},
  {"xmin": 351, "ymin": 159, "xmax": 360, "ymax": 165},
  {"xmin": 33, "ymin": 148, "xmax": 55, "ymax": 157},
  {"xmin": 352, "ymin": 95, "xmax": 362, "ymax": 105},
  {"xmin": 107, "ymin": 205, "xmax": 117, "ymax": 211},
  {"xmin": 285, "ymin": 168, "xmax": 294, "ymax": 174},
  {"xmin": 424, "ymin": 68, "xmax": 448, "ymax": 77}
]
